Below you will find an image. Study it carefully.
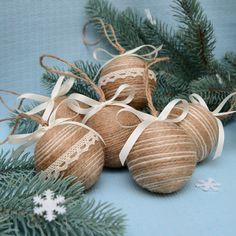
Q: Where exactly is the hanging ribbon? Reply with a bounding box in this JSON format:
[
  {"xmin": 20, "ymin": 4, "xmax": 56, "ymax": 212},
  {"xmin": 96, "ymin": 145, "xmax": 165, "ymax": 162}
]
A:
[
  {"xmin": 118, "ymin": 99, "xmax": 189, "ymax": 165},
  {"xmin": 189, "ymin": 92, "xmax": 236, "ymax": 160},
  {"xmin": 17, "ymin": 75, "xmax": 75, "ymax": 122},
  {"xmin": 67, "ymin": 84, "xmax": 135, "ymax": 124},
  {"xmin": 93, "ymin": 44, "xmax": 164, "ymax": 84},
  {"xmin": 8, "ymin": 102, "xmax": 104, "ymax": 149}
]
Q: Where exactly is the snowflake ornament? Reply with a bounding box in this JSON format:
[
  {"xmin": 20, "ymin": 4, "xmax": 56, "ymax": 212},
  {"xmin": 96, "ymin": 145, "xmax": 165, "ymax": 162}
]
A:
[
  {"xmin": 195, "ymin": 178, "xmax": 221, "ymax": 192},
  {"xmin": 33, "ymin": 189, "xmax": 66, "ymax": 222}
]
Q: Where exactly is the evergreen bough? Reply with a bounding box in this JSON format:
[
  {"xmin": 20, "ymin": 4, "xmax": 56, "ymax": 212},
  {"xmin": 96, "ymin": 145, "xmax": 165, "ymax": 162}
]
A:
[{"xmin": 0, "ymin": 149, "xmax": 126, "ymax": 236}]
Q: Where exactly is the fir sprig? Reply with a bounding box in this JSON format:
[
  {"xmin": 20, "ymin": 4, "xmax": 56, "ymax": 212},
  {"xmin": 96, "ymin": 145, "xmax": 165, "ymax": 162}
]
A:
[{"xmin": 0, "ymin": 149, "xmax": 126, "ymax": 236}]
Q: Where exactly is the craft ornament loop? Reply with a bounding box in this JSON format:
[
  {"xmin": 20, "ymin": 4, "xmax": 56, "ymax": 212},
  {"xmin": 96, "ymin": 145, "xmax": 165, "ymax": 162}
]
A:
[
  {"xmin": 118, "ymin": 99, "xmax": 189, "ymax": 165},
  {"xmin": 17, "ymin": 75, "xmax": 75, "ymax": 122},
  {"xmin": 8, "ymin": 102, "xmax": 104, "ymax": 149},
  {"xmin": 189, "ymin": 92, "xmax": 236, "ymax": 160},
  {"xmin": 93, "ymin": 44, "xmax": 163, "ymax": 83},
  {"xmin": 68, "ymin": 84, "xmax": 135, "ymax": 124}
]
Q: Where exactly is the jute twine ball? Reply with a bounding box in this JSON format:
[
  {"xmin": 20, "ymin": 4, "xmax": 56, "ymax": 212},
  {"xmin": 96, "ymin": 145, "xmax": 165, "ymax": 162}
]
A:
[
  {"xmin": 171, "ymin": 103, "xmax": 219, "ymax": 162},
  {"xmin": 99, "ymin": 55, "xmax": 156, "ymax": 109},
  {"xmin": 126, "ymin": 121, "xmax": 197, "ymax": 194},
  {"xmin": 54, "ymin": 97, "xmax": 82, "ymax": 121},
  {"xmin": 86, "ymin": 105, "xmax": 140, "ymax": 168},
  {"xmin": 35, "ymin": 124, "xmax": 104, "ymax": 189}
]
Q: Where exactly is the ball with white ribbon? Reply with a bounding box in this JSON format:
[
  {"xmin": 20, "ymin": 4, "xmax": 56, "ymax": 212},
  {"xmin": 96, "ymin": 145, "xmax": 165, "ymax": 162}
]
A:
[
  {"xmin": 170, "ymin": 92, "xmax": 236, "ymax": 162},
  {"xmin": 9, "ymin": 105, "xmax": 105, "ymax": 190},
  {"xmin": 67, "ymin": 84, "xmax": 141, "ymax": 168},
  {"xmin": 92, "ymin": 44, "xmax": 167, "ymax": 109},
  {"xmin": 117, "ymin": 99, "xmax": 198, "ymax": 194}
]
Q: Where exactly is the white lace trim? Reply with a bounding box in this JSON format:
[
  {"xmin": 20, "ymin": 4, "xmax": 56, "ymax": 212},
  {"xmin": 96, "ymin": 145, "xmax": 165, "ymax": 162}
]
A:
[
  {"xmin": 43, "ymin": 131, "xmax": 100, "ymax": 178},
  {"xmin": 98, "ymin": 68, "xmax": 156, "ymax": 87}
]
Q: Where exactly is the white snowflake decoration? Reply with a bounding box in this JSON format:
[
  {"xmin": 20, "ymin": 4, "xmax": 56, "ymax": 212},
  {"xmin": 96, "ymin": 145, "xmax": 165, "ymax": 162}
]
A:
[
  {"xmin": 195, "ymin": 178, "xmax": 221, "ymax": 192},
  {"xmin": 33, "ymin": 189, "xmax": 66, "ymax": 222}
]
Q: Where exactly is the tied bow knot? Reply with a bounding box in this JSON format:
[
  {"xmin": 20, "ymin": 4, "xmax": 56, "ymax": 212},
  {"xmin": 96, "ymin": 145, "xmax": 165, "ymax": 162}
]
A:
[
  {"xmin": 18, "ymin": 75, "xmax": 75, "ymax": 122},
  {"xmin": 189, "ymin": 92, "xmax": 236, "ymax": 160},
  {"xmin": 118, "ymin": 99, "xmax": 189, "ymax": 165},
  {"xmin": 68, "ymin": 84, "xmax": 135, "ymax": 124}
]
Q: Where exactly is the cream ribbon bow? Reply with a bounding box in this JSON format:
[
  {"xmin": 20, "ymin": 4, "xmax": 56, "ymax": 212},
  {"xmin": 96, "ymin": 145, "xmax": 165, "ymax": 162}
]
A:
[
  {"xmin": 93, "ymin": 44, "xmax": 163, "ymax": 83},
  {"xmin": 18, "ymin": 75, "xmax": 75, "ymax": 122},
  {"xmin": 189, "ymin": 92, "xmax": 236, "ymax": 160},
  {"xmin": 118, "ymin": 99, "xmax": 189, "ymax": 165},
  {"xmin": 8, "ymin": 102, "xmax": 104, "ymax": 149},
  {"xmin": 67, "ymin": 84, "xmax": 135, "ymax": 124}
]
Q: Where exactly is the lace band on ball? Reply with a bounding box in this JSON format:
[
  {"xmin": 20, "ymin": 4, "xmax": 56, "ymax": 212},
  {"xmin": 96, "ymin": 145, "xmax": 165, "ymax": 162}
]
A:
[
  {"xmin": 43, "ymin": 131, "xmax": 100, "ymax": 178},
  {"xmin": 98, "ymin": 68, "xmax": 156, "ymax": 87}
]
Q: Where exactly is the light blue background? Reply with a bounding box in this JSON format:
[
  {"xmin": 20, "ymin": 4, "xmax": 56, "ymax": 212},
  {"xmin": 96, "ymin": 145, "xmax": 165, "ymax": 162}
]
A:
[{"xmin": 0, "ymin": 1, "xmax": 236, "ymax": 235}]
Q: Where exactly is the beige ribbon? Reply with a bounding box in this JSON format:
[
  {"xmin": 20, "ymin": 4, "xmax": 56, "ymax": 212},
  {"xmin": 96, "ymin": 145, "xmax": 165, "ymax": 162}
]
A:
[
  {"xmin": 93, "ymin": 44, "xmax": 163, "ymax": 84},
  {"xmin": 118, "ymin": 99, "xmax": 189, "ymax": 165},
  {"xmin": 67, "ymin": 84, "xmax": 135, "ymax": 124},
  {"xmin": 17, "ymin": 75, "xmax": 75, "ymax": 122},
  {"xmin": 8, "ymin": 102, "xmax": 104, "ymax": 149},
  {"xmin": 189, "ymin": 92, "xmax": 236, "ymax": 160}
]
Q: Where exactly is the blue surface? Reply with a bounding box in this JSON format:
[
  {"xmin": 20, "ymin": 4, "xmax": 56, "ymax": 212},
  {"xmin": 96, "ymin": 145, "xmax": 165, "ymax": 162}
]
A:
[{"xmin": 0, "ymin": 1, "xmax": 236, "ymax": 235}]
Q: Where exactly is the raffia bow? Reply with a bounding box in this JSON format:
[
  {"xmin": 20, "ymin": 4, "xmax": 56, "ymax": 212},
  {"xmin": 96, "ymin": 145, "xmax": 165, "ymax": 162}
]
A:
[
  {"xmin": 67, "ymin": 84, "xmax": 135, "ymax": 123},
  {"xmin": 18, "ymin": 75, "xmax": 75, "ymax": 122},
  {"xmin": 118, "ymin": 99, "xmax": 190, "ymax": 165},
  {"xmin": 189, "ymin": 92, "xmax": 236, "ymax": 160}
]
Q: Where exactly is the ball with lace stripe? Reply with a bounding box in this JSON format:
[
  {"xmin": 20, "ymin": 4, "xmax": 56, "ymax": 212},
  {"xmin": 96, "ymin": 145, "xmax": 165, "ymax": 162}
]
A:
[
  {"xmin": 171, "ymin": 103, "xmax": 219, "ymax": 162},
  {"xmin": 126, "ymin": 121, "xmax": 197, "ymax": 194},
  {"xmin": 98, "ymin": 55, "xmax": 156, "ymax": 109},
  {"xmin": 35, "ymin": 124, "xmax": 104, "ymax": 189}
]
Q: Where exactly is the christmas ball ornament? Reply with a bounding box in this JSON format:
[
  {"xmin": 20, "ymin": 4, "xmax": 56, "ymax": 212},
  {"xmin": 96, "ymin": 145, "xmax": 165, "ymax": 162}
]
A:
[
  {"xmin": 99, "ymin": 55, "xmax": 156, "ymax": 109},
  {"xmin": 86, "ymin": 105, "xmax": 140, "ymax": 168},
  {"xmin": 54, "ymin": 96, "xmax": 82, "ymax": 121},
  {"xmin": 171, "ymin": 103, "xmax": 219, "ymax": 162},
  {"xmin": 119, "ymin": 76, "xmax": 197, "ymax": 194},
  {"xmin": 125, "ymin": 121, "xmax": 197, "ymax": 193},
  {"xmin": 35, "ymin": 124, "xmax": 104, "ymax": 190}
]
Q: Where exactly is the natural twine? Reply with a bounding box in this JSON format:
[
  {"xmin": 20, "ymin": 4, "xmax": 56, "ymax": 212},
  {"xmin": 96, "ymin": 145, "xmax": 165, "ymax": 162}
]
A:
[
  {"xmin": 0, "ymin": 92, "xmax": 47, "ymax": 144},
  {"xmin": 83, "ymin": 17, "xmax": 126, "ymax": 55},
  {"xmin": 39, "ymin": 54, "xmax": 106, "ymax": 102},
  {"xmin": 144, "ymin": 57, "xmax": 169, "ymax": 117}
]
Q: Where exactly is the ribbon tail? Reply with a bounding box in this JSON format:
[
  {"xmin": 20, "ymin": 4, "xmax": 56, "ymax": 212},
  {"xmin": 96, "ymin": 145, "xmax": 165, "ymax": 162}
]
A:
[
  {"xmin": 119, "ymin": 119, "xmax": 153, "ymax": 166},
  {"xmin": 212, "ymin": 118, "xmax": 225, "ymax": 160}
]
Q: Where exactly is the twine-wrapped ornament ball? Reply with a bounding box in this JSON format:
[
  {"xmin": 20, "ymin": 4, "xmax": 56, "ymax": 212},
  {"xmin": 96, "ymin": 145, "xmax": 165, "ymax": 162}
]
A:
[
  {"xmin": 83, "ymin": 18, "xmax": 169, "ymax": 109},
  {"xmin": 171, "ymin": 92, "xmax": 236, "ymax": 162},
  {"xmin": 99, "ymin": 55, "xmax": 157, "ymax": 109},
  {"xmin": 35, "ymin": 122, "xmax": 104, "ymax": 190},
  {"xmin": 7, "ymin": 105, "xmax": 105, "ymax": 190},
  {"xmin": 119, "ymin": 69, "xmax": 197, "ymax": 193},
  {"xmin": 40, "ymin": 54, "xmax": 140, "ymax": 168},
  {"xmin": 171, "ymin": 102, "xmax": 218, "ymax": 162}
]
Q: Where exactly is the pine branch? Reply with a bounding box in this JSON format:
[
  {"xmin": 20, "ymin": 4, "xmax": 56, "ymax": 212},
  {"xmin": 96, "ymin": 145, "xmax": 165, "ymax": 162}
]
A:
[
  {"xmin": 153, "ymin": 72, "xmax": 189, "ymax": 110},
  {"xmin": 41, "ymin": 62, "xmax": 100, "ymax": 100},
  {"xmin": 0, "ymin": 163, "xmax": 126, "ymax": 236},
  {"xmin": 86, "ymin": 0, "xmax": 146, "ymax": 50},
  {"xmin": 172, "ymin": 0, "xmax": 216, "ymax": 75},
  {"xmin": 0, "ymin": 149, "xmax": 35, "ymax": 189},
  {"xmin": 189, "ymin": 74, "xmax": 234, "ymax": 110},
  {"xmin": 8, "ymin": 103, "xmax": 39, "ymax": 135}
]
